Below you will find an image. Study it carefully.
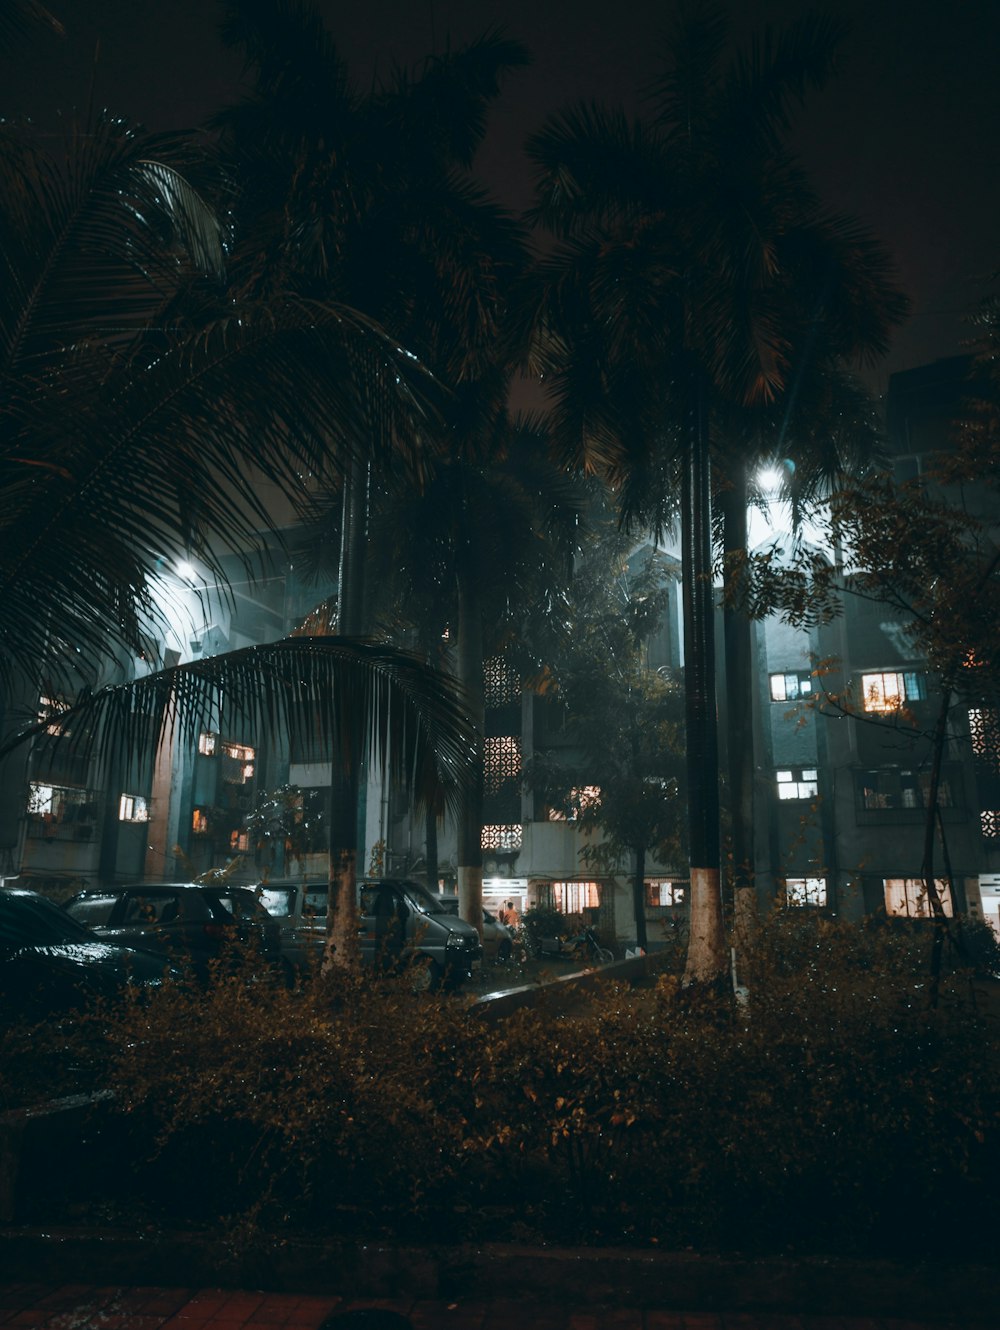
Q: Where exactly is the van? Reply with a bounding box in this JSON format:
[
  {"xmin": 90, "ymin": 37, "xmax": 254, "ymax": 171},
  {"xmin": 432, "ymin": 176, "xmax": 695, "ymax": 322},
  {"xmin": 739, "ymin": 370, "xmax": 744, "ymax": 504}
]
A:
[
  {"xmin": 257, "ymin": 876, "xmax": 483, "ymax": 990},
  {"xmin": 439, "ymin": 894, "xmax": 516, "ymax": 964},
  {"xmin": 358, "ymin": 878, "xmax": 482, "ymax": 989}
]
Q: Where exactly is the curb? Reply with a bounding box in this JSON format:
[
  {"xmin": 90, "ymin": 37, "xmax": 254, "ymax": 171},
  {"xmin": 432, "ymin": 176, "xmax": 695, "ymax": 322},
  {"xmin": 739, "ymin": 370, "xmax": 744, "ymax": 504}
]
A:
[
  {"xmin": 470, "ymin": 950, "xmax": 670, "ymax": 1021},
  {"xmin": 0, "ymin": 1228, "xmax": 994, "ymax": 1321}
]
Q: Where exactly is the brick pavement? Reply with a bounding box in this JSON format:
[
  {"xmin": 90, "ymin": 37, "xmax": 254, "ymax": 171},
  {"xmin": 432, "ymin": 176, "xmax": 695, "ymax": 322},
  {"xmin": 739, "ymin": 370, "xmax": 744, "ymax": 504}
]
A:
[{"xmin": 0, "ymin": 1284, "xmax": 993, "ymax": 1330}]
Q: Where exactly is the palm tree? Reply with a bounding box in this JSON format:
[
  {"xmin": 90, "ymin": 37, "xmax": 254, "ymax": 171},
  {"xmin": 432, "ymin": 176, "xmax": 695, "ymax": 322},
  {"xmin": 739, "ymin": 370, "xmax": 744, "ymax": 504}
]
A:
[
  {"xmin": 213, "ymin": 0, "xmax": 531, "ymax": 953},
  {"xmin": 0, "ymin": 110, "xmax": 476, "ymax": 904},
  {"xmin": 519, "ymin": 5, "xmax": 908, "ymax": 983},
  {"xmin": 365, "ymin": 410, "xmax": 583, "ymax": 936}
]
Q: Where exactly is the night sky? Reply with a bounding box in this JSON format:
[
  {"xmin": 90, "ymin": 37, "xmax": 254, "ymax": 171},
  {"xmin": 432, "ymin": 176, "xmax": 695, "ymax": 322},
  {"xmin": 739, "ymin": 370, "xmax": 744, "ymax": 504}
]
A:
[{"xmin": 5, "ymin": 0, "xmax": 999, "ymax": 391}]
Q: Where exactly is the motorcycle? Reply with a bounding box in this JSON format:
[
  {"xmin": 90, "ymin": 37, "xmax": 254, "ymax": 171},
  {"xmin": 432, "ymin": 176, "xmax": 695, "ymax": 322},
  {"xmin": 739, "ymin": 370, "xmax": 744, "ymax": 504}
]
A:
[{"xmin": 535, "ymin": 925, "xmax": 614, "ymax": 966}]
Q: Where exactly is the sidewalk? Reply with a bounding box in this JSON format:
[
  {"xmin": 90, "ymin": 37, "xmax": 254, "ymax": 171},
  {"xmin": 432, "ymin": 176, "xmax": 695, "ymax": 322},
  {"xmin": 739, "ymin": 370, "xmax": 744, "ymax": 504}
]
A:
[{"xmin": 0, "ymin": 1282, "xmax": 993, "ymax": 1330}]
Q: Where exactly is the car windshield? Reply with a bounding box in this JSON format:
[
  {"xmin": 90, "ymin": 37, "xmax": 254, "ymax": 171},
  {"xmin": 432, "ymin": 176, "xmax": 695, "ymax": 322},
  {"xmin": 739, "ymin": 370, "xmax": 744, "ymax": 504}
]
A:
[
  {"xmin": 404, "ymin": 882, "xmax": 448, "ymax": 915},
  {"xmin": 0, "ymin": 890, "xmax": 94, "ymax": 947}
]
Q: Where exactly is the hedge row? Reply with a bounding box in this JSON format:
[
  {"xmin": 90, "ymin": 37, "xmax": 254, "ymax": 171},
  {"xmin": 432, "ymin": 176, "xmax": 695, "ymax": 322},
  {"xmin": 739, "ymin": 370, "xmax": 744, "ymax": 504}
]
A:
[{"xmin": 4, "ymin": 913, "xmax": 998, "ymax": 1258}]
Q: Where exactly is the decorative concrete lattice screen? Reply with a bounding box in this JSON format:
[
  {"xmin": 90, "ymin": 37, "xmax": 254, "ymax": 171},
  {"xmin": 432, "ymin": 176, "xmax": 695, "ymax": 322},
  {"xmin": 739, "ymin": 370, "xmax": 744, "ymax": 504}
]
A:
[
  {"xmin": 481, "ymin": 824, "xmax": 523, "ymax": 851},
  {"xmin": 484, "ymin": 656, "xmax": 520, "ymax": 708},
  {"xmin": 484, "ymin": 735, "xmax": 521, "ymax": 795},
  {"xmin": 969, "ymin": 707, "xmax": 1000, "ymax": 774},
  {"xmin": 981, "ymin": 809, "xmax": 1000, "ymax": 840}
]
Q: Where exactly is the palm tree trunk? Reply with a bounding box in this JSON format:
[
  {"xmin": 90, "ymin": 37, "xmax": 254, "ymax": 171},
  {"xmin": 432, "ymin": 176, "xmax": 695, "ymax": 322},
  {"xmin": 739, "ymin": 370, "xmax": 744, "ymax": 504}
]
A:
[
  {"xmin": 455, "ymin": 560, "xmax": 485, "ymax": 941},
  {"xmin": 324, "ymin": 453, "xmax": 369, "ymax": 972},
  {"xmin": 719, "ymin": 459, "xmax": 757, "ymax": 945},
  {"xmin": 681, "ymin": 371, "xmax": 727, "ymax": 985},
  {"xmin": 424, "ymin": 802, "xmax": 440, "ymax": 893}
]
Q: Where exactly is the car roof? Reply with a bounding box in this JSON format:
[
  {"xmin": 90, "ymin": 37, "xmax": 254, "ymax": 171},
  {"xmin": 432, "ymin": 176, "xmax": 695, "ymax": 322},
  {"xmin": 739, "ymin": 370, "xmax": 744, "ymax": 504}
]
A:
[{"xmin": 78, "ymin": 882, "xmax": 259, "ymax": 895}]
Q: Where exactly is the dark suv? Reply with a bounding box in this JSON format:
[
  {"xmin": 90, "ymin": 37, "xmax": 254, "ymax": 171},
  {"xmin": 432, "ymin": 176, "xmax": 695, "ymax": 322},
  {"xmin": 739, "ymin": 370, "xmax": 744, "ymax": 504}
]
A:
[{"xmin": 63, "ymin": 883, "xmax": 281, "ymax": 980}]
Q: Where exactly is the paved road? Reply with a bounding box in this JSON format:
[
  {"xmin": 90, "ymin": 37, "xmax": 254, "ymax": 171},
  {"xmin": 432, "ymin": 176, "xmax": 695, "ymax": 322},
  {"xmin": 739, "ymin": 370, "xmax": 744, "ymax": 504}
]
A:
[{"xmin": 0, "ymin": 1283, "xmax": 992, "ymax": 1329}]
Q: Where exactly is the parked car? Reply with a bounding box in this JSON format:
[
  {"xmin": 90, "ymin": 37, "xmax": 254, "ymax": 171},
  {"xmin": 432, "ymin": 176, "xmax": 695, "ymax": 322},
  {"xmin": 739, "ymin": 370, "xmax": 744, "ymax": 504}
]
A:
[
  {"xmin": 62, "ymin": 882, "xmax": 282, "ymax": 981},
  {"xmin": 255, "ymin": 878, "xmax": 328, "ymax": 972},
  {"xmin": 439, "ymin": 894, "xmax": 516, "ymax": 964},
  {"xmin": 0, "ymin": 887, "xmax": 172, "ymax": 1019},
  {"xmin": 254, "ymin": 877, "xmax": 483, "ymax": 990},
  {"xmin": 358, "ymin": 878, "xmax": 483, "ymax": 990}
]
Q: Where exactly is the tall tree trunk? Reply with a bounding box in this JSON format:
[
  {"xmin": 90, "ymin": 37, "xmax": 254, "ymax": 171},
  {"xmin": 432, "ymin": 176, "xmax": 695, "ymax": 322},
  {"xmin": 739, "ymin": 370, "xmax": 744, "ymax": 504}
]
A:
[
  {"xmin": 455, "ymin": 560, "xmax": 484, "ymax": 941},
  {"xmin": 631, "ymin": 843, "xmax": 648, "ymax": 950},
  {"xmin": 324, "ymin": 454, "xmax": 369, "ymax": 972},
  {"xmin": 682, "ymin": 371, "xmax": 727, "ymax": 985},
  {"xmin": 424, "ymin": 802, "xmax": 439, "ymax": 893},
  {"xmin": 719, "ymin": 459, "xmax": 757, "ymax": 946},
  {"xmin": 921, "ymin": 684, "xmax": 956, "ymax": 1003}
]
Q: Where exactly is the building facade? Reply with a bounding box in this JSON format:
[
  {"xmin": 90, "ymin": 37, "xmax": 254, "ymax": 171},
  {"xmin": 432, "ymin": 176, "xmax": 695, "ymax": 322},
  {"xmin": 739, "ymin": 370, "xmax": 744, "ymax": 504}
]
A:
[{"xmin": 5, "ymin": 357, "xmax": 998, "ymax": 945}]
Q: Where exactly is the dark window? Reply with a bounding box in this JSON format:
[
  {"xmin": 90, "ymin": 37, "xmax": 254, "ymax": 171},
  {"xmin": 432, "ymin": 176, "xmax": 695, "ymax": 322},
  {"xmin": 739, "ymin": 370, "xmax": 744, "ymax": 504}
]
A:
[
  {"xmin": 64, "ymin": 894, "xmax": 117, "ymax": 927},
  {"xmin": 856, "ymin": 767, "xmax": 955, "ymax": 811}
]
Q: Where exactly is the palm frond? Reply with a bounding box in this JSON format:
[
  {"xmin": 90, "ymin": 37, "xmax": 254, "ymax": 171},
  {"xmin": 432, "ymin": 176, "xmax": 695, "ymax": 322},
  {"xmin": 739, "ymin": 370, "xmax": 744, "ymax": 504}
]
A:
[
  {"xmin": 525, "ymin": 103, "xmax": 667, "ymax": 235},
  {"xmin": 0, "ymin": 0, "xmax": 63, "ymax": 49},
  {"xmin": 0, "ymin": 292, "xmax": 445, "ymax": 693},
  {"xmin": 3, "ymin": 637, "xmax": 476, "ymax": 814},
  {"xmin": 647, "ymin": 2, "xmax": 728, "ymax": 136},
  {"xmin": 722, "ymin": 10, "xmax": 848, "ymax": 151},
  {"xmin": 396, "ymin": 26, "xmax": 531, "ymax": 168}
]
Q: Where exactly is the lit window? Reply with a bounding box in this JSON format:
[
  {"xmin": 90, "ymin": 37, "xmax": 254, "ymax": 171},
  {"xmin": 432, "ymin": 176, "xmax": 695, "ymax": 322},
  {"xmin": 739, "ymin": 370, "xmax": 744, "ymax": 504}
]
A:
[
  {"xmin": 884, "ymin": 877, "xmax": 954, "ymax": 918},
  {"xmin": 27, "ymin": 782, "xmax": 54, "ymax": 815},
  {"xmin": 192, "ymin": 808, "xmax": 209, "ymax": 834},
  {"xmin": 775, "ymin": 768, "xmax": 819, "ymax": 800},
  {"xmin": 230, "ymin": 829, "xmax": 250, "ymax": 852},
  {"xmin": 547, "ymin": 786, "xmax": 602, "ymax": 820},
  {"xmin": 856, "ymin": 768, "xmax": 954, "ymax": 811},
  {"xmin": 861, "ymin": 670, "xmax": 925, "ymax": 713},
  {"xmin": 645, "ymin": 879, "xmax": 685, "ymax": 907},
  {"xmin": 38, "ymin": 694, "xmax": 70, "ymax": 736},
  {"xmin": 481, "ymin": 824, "xmax": 522, "ymax": 851},
  {"xmin": 220, "ymin": 740, "xmax": 255, "ymax": 784},
  {"xmin": 551, "ymin": 881, "xmax": 600, "ymax": 913},
  {"xmin": 118, "ymin": 794, "xmax": 149, "ymax": 823},
  {"xmin": 785, "ymin": 877, "xmax": 827, "ymax": 907},
  {"xmin": 769, "ymin": 671, "xmax": 814, "ymax": 703},
  {"xmin": 25, "ymin": 783, "xmax": 95, "ymax": 836},
  {"xmin": 198, "ymin": 732, "xmax": 217, "ymax": 756}
]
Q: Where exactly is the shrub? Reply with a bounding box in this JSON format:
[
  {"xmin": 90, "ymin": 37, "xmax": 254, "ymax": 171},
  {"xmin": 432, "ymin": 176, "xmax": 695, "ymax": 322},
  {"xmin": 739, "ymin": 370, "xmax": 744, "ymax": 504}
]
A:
[{"xmin": 6, "ymin": 914, "xmax": 998, "ymax": 1258}]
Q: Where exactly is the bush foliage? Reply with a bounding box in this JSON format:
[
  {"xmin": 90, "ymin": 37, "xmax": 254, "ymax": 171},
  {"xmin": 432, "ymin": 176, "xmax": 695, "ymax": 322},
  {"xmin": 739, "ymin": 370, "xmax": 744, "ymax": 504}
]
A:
[{"xmin": 5, "ymin": 914, "xmax": 999, "ymax": 1258}]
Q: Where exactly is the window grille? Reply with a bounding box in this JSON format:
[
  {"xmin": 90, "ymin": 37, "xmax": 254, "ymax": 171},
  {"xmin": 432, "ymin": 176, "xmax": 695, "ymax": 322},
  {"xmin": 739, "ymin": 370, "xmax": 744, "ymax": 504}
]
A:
[
  {"xmin": 969, "ymin": 708, "xmax": 1000, "ymax": 774},
  {"xmin": 26, "ymin": 783, "xmax": 98, "ymax": 838},
  {"xmin": 551, "ymin": 880, "xmax": 600, "ymax": 913},
  {"xmin": 481, "ymin": 824, "xmax": 522, "ymax": 851},
  {"xmin": 981, "ymin": 810, "xmax": 1000, "ymax": 840},
  {"xmin": 484, "ymin": 736, "xmax": 521, "ymax": 795},
  {"xmin": 483, "ymin": 656, "xmax": 520, "ymax": 708}
]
